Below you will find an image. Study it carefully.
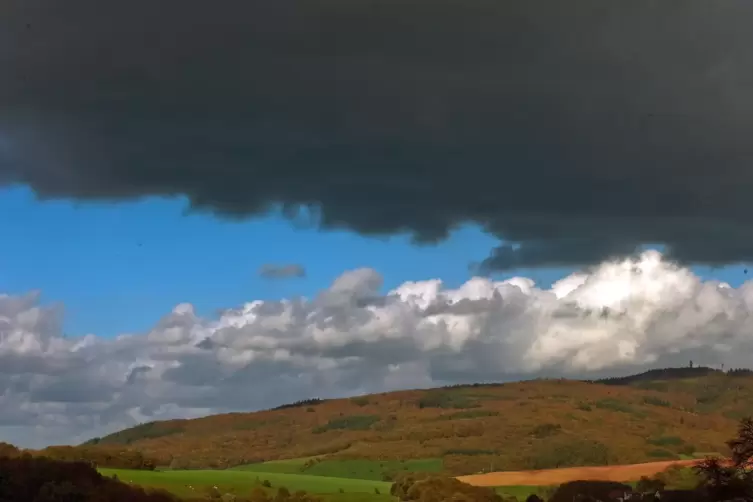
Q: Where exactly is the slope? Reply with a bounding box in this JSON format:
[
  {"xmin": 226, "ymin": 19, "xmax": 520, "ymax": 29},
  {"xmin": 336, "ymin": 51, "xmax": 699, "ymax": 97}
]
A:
[{"xmin": 75, "ymin": 367, "xmax": 753, "ymax": 476}]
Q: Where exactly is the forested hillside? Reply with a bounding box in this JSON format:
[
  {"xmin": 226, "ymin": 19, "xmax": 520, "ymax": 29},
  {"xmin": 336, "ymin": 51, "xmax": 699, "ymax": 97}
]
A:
[{"xmin": 63, "ymin": 368, "xmax": 753, "ymax": 475}]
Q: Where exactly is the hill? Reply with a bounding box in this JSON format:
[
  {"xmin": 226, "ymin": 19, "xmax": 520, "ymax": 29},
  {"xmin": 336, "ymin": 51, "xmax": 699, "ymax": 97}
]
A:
[{"xmin": 75, "ymin": 367, "xmax": 753, "ymax": 476}]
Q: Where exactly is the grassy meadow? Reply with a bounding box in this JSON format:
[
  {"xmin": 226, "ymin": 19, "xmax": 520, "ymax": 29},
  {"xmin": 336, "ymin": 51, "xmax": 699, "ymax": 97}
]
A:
[{"xmin": 100, "ymin": 464, "xmax": 393, "ymax": 501}]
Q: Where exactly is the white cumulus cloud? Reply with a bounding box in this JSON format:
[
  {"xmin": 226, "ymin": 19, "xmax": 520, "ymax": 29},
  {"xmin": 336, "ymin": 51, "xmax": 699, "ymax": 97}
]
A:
[{"xmin": 1, "ymin": 250, "xmax": 753, "ymax": 448}]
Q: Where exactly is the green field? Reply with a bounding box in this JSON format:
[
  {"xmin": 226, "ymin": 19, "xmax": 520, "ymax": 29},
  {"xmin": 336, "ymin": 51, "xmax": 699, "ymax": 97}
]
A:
[
  {"xmin": 99, "ymin": 467, "xmax": 392, "ymax": 500},
  {"xmin": 230, "ymin": 457, "xmax": 322, "ymax": 474},
  {"xmin": 231, "ymin": 458, "xmax": 443, "ymax": 481}
]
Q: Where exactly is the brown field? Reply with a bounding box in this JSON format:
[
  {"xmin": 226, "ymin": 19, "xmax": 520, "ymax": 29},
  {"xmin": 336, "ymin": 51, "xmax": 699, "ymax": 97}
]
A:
[{"xmin": 458, "ymin": 459, "xmax": 701, "ymax": 486}]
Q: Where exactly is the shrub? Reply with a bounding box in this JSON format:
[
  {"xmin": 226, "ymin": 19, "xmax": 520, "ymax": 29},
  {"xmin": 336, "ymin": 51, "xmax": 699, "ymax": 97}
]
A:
[
  {"xmin": 548, "ymin": 481, "xmax": 632, "ymax": 502},
  {"xmin": 530, "ymin": 423, "xmax": 561, "ymax": 438},
  {"xmin": 647, "ymin": 449, "xmax": 677, "ymax": 459},
  {"xmin": 656, "ymin": 465, "xmax": 702, "ymax": 490},
  {"xmin": 439, "ymin": 410, "xmax": 500, "ymax": 420},
  {"xmin": 636, "ymin": 476, "xmax": 665, "ymax": 493},
  {"xmin": 527, "ymin": 439, "xmax": 610, "ymax": 469},
  {"xmin": 312, "ymin": 415, "xmax": 380, "ymax": 433},
  {"xmin": 350, "ymin": 396, "xmax": 370, "ymax": 407},
  {"xmin": 0, "ymin": 455, "xmax": 176, "ymax": 502},
  {"xmin": 595, "ymin": 399, "xmax": 634, "ymax": 413},
  {"xmin": 643, "ymin": 396, "xmax": 671, "ymax": 407},
  {"xmin": 83, "ymin": 421, "xmax": 185, "ymax": 445},
  {"xmin": 417, "ymin": 392, "xmax": 479, "ymax": 409},
  {"xmin": 648, "ymin": 436, "xmax": 684, "ymax": 447},
  {"xmin": 272, "ymin": 398, "xmax": 324, "ymax": 411},
  {"xmin": 262, "ymin": 479, "xmax": 272, "ymax": 488}
]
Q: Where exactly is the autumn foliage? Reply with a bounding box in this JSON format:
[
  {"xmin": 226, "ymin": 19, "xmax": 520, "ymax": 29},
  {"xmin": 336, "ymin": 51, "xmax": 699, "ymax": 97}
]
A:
[{"xmin": 59, "ymin": 368, "xmax": 753, "ymax": 474}]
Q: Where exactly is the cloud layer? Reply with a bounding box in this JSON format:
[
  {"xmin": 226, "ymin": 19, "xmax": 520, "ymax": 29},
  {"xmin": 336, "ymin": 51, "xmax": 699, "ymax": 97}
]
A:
[
  {"xmin": 2, "ymin": 251, "xmax": 753, "ymax": 448},
  {"xmin": 3, "ymin": 1, "xmax": 753, "ymax": 268}
]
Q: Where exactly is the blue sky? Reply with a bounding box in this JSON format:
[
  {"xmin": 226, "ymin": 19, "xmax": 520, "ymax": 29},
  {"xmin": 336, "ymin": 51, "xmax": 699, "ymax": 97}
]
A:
[{"xmin": 0, "ymin": 185, "xmax": 749, "ymax": 338}]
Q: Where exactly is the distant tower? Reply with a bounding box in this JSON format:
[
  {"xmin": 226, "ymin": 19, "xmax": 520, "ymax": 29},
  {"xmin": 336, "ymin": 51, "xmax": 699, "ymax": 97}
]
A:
[{"xmin": 689, "ymin": 360, "xmax": 694, "ymax": 368}]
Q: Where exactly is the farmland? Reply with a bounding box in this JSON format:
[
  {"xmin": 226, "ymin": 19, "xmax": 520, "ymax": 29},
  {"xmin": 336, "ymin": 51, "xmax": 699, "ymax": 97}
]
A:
[{"xmin": 99, "ymin": 466, "xmax": 392, "ymax": 501}]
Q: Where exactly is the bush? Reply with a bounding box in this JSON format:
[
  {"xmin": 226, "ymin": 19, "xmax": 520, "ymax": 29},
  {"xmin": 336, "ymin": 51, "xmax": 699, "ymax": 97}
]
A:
[
  {"xmin": 648, "ymin": 436, "xmax": 685, "ymax": 447},
  {"xmin": 530, "ymin": 423, "xmax": 561, "ymax": 438},
  {"xmin": 636, "ymin": 476, "xmax": 665, "ymax": 493},
  {"xmin": 0, "ymin": 455, "xmax": 176, "ymax": 502},
  {"xmin": 548, "ymin": 481, "xmax": 632, "ymax": 502},
  {"xmin": 391, "ymin": 473, "xmax": 501, "ymax": 502},
  {"xmin": 272, "ymin": 399, "xmax": 325, "ymax": 411},
  {"xmin": 643, "ymin": 396, "xmax": 671, "ymax": 407},
  {"xmin": 647, "ymin": 449, "xmax": 677, "ymax": 459},
  {"xmin": 656, "ymin": 465, "xmax": 702, "ymax": 490},
  {"xmin": 594, "ymin": 399, "xmax": 634, "ymax": 413},
  {"xmin": 417, "ymin": 392, "xmax": 479, "ymax": 409},
  {"xmin": 312, "ymin": 415, "xmax": 380, "ymax": 433},
  {"xmin": 527, "ymin": 439, "xmax": 610, "ymax": 469},
  {"xmin": 350, "ymin": 397, "xmax": 370, "ymax": 407},
  {"xmin": 262, "ymin": 479, "xmax": 272, "ymax": 488}
]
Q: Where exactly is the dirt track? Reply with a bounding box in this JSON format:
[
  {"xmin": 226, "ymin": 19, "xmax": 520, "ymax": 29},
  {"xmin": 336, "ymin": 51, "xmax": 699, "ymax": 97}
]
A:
[{"xmin": 457, "ymin": 459, "xmax": 700, "ymax": 487}]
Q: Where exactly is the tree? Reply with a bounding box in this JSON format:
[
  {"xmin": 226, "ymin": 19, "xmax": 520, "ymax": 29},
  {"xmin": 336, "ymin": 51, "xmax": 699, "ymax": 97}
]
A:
[
  {"xmin": 728, "ymin": 417, "xmax": 753, "ymax": 468},
  {"xmin": 636, "ymin": 475, "xmax": 665, "ymax": 494},
  {"xmin": 694, "ymin": 417, "xmax": 753, "ymax": 501}
]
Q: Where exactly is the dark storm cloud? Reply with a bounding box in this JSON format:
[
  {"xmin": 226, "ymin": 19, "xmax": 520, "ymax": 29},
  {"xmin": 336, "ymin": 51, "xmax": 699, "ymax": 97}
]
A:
[
  {"xmin": 258, "ymin": 264, "xmax": 306, "ymax": 279},
  {"xmin": 2, "ymin": 0, "xmax": 753, "ymax": 268}
]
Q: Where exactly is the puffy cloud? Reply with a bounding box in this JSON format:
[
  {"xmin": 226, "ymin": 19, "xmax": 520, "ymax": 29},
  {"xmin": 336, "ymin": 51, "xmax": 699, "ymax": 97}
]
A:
[
  {"xmin": 3, "ymin": 1, "xmax": 753, "ymax": 268},
  {"xmin": 258, "ymin": 264, "xmax": 306, "ymax": 280},
  {"xmin": 2, "ymin": 251, "xmax": 753, "ymax": 448}
]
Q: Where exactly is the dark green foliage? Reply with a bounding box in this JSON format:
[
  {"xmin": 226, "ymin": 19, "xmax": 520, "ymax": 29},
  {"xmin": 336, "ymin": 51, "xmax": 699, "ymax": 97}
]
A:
[
  {"xmin": 391, "ymin": 473, "xmax": 501, "ymax": 502},
  {"xmin": 530, "ymin": 423, "xmax": 561, "ymax": 438},
  {"xmin": 594, "ymin": 399, "xmax": 634, "ymax": 413},
  {"xmin": 84, "ymin": 421, "xmax": 185, "ymax": 446},
  {"xmin": 576, "ymin": 402, "xmax": 592, "ymax": 411},
  {"xmin": 417, "ymin": 391, "xmax": 480, "ymax": 409},
  {"xmin": 648, "ymin": 436, "xmax": 685, "ymax": 447},
  {"xmin": 643, "ymin": 396, "xmax": 671, "ymax": 407},
  {"xmin": 312, "ymin": 415, "xmax": 380, "ymax": 433},
  {"xmin": 272, "ymin": 399, "xmax": 325, "ymax": 411},
  {"xmin": 728, "ymin": 368, "xmax": 753, "ymax": 377},
  {"xmin": 261, "ymin": 479, "xmax": 272, "ymax": 488},
  {"xmin": 527, "ymin": 439, "xmax": 610, "ymax": 469},
  {"xmin": 636, "ymin": 476, "xmax": 666, "ymax": 493},
  {"xmin": 350, "ymin": 396, "xmax": 370, "ymax": 407},
  {"xmin": 593, "ymin": 367, "xmax": 721, "ymax": 386},
  {"xmin": 647, "ymin": 448, "xmax": 677, "ymax": 459},
  {"xmin": 0, "ymin": 456, "xmax": 176, "ymax": 502},
  {"xmin": 548, "ymin": 481, "xmax": 632, "ymax": 502}
]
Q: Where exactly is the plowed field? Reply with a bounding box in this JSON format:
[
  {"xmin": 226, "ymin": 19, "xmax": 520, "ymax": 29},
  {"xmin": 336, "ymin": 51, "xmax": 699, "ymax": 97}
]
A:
[{"xmin": 458, "ymin": 459, "xmax": 700, "ymax": 486}]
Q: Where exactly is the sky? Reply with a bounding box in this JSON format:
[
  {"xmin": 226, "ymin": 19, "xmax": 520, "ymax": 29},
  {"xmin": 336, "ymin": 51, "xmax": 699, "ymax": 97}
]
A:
[
  {"xmin": 0, "ymin": 185, "xmax": 566, "ymax": 337},
  {"xmin": 1, "ymin": 185, "xmax": 751, "ymax": 338},
  {"xmin": 4, "ymin": 0, "xmax": 753, "ymax": 448}
]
